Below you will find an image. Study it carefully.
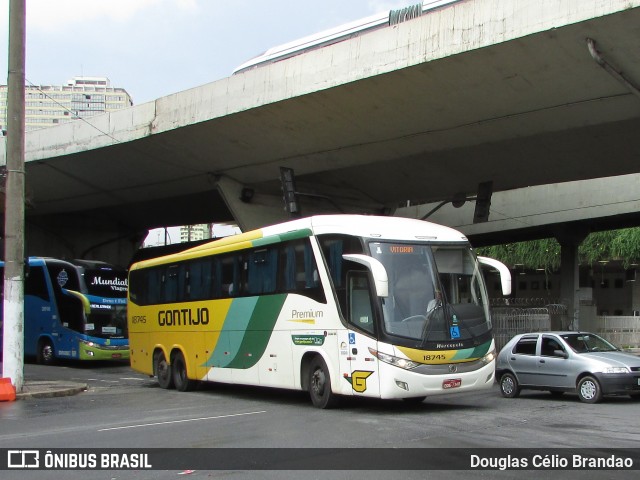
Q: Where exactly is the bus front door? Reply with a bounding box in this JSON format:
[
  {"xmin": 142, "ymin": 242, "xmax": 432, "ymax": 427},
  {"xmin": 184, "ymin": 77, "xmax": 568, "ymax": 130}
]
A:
[{"xmin": 344, "ymin": 272, "xmax": 380, "ymax": 398}]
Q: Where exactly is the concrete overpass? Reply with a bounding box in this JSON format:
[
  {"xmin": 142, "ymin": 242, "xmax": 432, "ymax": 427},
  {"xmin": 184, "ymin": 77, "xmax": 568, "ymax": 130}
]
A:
[{"xmin": 2, "ymin": 0, "xmax": 640, "ymax": 267}]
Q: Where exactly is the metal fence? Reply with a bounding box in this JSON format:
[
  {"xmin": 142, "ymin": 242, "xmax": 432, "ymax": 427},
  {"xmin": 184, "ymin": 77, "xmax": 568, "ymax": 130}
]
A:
[
  {"xmin": 491, "ymin": 299, "xmax": 567, "ymax": 351},
  {"xmin": 490, "ymin": 300, "xmax": 640, "ymax": 351},
  {"xmin": 598, "ymin": 316, "xmax": 640, "ymax": 348}
]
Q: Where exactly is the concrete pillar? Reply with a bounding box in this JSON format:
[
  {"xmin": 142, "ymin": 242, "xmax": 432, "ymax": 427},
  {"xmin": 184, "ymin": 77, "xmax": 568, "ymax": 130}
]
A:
[
  {"xmin": 215, "ymin": 175, "xmax": 289, "ymax": 231},
  {"xmin": 555, "ymin": 226, "xmax": 589, "ymax": 331}
]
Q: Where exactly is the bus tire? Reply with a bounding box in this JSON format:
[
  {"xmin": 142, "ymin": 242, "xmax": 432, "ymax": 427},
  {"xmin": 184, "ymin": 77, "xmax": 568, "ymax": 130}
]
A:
[
  {"xmin": 154, "ymin": 350, "xmax": 174, "ymax": 389},
  {"xmin": 308, "ymin": 356, "xmax": 338, "ymax": 409},
  {"xmin": 172, "ymin": 351, "xmax": 197, "ymax": 392},
  {"xmin": 37, "ymin": 338, "xmax": 56, "ymax": 366}
]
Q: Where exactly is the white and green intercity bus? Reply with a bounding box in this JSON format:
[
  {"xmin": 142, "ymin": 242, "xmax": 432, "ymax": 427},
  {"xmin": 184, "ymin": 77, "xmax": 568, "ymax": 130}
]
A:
[{"xmin": 127, "ymin": 215, "xmax": 511, "ymax": 408}]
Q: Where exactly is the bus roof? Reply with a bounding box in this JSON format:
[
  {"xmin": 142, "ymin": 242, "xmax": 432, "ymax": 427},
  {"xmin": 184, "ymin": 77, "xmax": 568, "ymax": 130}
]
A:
[{"xmin": 130, "ymin": 215, "xmax": 469, "ymax": 270}]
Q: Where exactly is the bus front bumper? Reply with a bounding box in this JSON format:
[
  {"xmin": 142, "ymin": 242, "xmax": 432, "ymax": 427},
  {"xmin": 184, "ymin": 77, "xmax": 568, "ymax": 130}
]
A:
[
  {"xmin": 78, "ymin": 340, "xmax": 130, "ymax": 361},
  {"xmin": 377, "ymin": 358, "xmax": 496, "ymax": 399}
]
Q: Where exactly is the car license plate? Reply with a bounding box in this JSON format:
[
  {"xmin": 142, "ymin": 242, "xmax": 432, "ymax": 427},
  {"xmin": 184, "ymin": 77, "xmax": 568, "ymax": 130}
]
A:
[
  {"xmin": 442, "ymin": 378, "xmax": 461, "ymax": 389},
  {"xmin": 111, "ymin": 353, "xmax": 122, "ymax": 359}
]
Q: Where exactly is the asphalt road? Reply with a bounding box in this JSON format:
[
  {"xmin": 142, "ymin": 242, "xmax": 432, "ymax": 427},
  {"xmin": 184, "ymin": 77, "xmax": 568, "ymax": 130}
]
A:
[{"xmin": 1, "ymin": 360, "xmax": 638, "ymax": 480}]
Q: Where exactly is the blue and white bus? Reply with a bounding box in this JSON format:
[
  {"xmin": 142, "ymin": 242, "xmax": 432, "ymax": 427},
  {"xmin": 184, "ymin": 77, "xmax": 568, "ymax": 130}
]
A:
[{"xmin": 1, "ymin": 257, "xmax": 129, "ymax": 364}]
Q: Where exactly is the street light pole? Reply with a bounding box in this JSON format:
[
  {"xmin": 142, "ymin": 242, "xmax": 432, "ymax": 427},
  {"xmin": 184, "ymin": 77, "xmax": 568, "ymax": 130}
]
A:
[{"xmin": 2, "ymin": 0, "xmax": 26, "ymax": 392}]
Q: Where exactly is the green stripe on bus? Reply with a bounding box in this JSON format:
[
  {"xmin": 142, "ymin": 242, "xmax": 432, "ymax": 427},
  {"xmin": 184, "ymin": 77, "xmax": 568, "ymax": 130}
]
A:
[
  {"xmin": 204, "ymin": 295, "xmax": 287, "ymax": 369},
  {"xmin": 451, "ymin": 339, "xmax": 492, "ymax": 361},
  {"xmin": 252, "ymin": 229, "xmax": 313, "ymax": 248}
]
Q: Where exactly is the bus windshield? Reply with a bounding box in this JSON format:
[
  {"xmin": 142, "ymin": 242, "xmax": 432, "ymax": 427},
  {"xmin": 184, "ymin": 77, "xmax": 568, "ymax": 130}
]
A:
[{"xmin": 369, "ymin": 242, "xmax": 491, "ymax": 346}]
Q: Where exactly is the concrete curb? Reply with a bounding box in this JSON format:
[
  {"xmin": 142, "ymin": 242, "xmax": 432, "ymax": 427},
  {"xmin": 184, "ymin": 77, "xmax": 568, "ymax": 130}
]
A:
[{"xmin": 16, "ymin": 381, "xmax": 88, "ymax": 399}]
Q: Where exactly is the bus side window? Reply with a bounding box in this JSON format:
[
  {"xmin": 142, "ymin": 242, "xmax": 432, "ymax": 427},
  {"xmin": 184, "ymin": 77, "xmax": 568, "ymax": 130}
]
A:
[
  {"xmin": 247, "ymin": 248, "xmax": 278, "ymax": 295},
  {"xmin": 47, "ymin": 265, "xmax": 84, "ymax": 332},
  {"xmin": 188, "ymin": 257, "xmax": 213, "ymax": 301},
  {"xmin": 347, "ymin": 271, "xmax": 375, "ymax": 336},
  {"xmin": 318, "ymin": 234, "xmax": 365, "ymax": 317},
  {"xmin": 281, "ymin": 245, "xmax": 297, "ymax": 291},
  {"xmin": 164, "ymin": 264, "xmax": 189, "ymax": 302},
  {"xmin": 146, "ymin": 268, "xmax": 163, "ymax": 305},
  {"xmin": 220, "ymin": 255, "xmax": 238, "ymax": 298},
  {"xmin": 25, "ymin": 266, "xmax": 50, "ymax": 301}
]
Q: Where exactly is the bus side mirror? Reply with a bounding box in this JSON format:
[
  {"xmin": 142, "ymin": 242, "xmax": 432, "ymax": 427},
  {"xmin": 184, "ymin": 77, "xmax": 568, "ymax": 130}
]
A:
[
  {"xmin": 342, "ymin": 254, "xmax": 388, "ymax": 297},
  {"xmin": 477, "ymin": 256, "xmax": 512, "ymax": 296}
]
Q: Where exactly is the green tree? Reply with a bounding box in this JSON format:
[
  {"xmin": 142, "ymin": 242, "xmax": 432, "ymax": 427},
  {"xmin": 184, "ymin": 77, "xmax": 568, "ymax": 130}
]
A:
[{"xmin": 477, "ymin": 227, "xmax": 640, "ymax": 270}]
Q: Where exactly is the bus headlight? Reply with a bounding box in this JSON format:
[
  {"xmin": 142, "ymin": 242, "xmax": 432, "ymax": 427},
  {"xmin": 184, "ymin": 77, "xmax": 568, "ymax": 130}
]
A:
[
  {"xmin": 79, "ymin": 340, "xmax": 96, "ymax": 356},
  {"xmin": 368, "ymin": 348, "xmax": 420, "ymax": 370},
  {"xmin": 481, "ymin": 349, "xmax": 496, "ymax": 366}
]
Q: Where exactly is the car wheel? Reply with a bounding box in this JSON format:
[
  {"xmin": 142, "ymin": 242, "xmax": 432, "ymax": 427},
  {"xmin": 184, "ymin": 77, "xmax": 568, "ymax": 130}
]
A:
[
  {"xmin": 172, "ymin": 351, "xmax": 197, "ymax": 392},
  {"xmin": 499, "ymin": 372, "xmax": 520, "ymax": 398},
  {"xmin": 154, "ymin": 350, "xmax": 174, "ymax": 389},
  {"xmin": 308, "ymin": 356, "xmax": 339, "ymax": 409},
  {"xmin": 577, "ymin": 376, "xmax": 602, "ymax": 403}
]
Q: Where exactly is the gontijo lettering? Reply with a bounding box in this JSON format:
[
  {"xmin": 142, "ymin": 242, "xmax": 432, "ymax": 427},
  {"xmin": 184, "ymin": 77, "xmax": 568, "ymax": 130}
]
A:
[{"xmin": 158, "ymin": 308, "xmax": 210, "ymax": 326}]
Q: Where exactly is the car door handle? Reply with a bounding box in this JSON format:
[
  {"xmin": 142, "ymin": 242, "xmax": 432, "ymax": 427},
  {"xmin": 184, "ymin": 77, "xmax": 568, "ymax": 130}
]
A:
[{"xmin": 539, "ymin": 359, "xmax": 546, "ymax": 363}]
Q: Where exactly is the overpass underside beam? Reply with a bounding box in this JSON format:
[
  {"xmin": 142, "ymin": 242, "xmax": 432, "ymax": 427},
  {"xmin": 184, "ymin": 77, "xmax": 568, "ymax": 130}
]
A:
[
  {"xmin": 216, "ymin": 175, "xmax": 387, "ymax": 231},
  {"xmin": 24, "ymin": 214, "xmax": 145, "ymax": 267}
]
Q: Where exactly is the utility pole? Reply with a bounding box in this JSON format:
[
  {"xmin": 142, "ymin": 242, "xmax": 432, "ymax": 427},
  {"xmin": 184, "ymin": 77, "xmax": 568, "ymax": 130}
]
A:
[{"xmin": 2, "ymin": 0, "xmax": 26, "ymax": 392}]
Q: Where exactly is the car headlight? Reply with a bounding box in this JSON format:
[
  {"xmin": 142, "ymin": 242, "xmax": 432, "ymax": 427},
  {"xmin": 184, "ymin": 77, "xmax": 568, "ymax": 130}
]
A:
[
  {"xmin": 368, "ymin": 348, "xmax": 421, "ymax": 370},
  {"xmin": 602, "ymin": 367, "xmax": 629, "ymax": 374}
]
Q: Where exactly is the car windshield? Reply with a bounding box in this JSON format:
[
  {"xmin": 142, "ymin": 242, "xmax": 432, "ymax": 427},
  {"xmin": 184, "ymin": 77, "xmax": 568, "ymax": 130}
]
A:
[{"xmin": 561, "ymin": 333, "xmax": 619, "ymax": 353}]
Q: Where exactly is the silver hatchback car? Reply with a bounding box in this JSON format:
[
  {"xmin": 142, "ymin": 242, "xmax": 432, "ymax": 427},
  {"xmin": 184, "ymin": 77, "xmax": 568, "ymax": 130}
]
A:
[{"xmin": 496, "ymin": 332, "xmax": 640, "ymax": 403}]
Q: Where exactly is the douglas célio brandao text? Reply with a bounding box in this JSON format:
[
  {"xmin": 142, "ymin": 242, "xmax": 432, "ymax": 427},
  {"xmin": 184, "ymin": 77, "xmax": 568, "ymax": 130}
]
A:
[{"xmin": 470, "ymin": 453, "xmax": 634, "ymax": 470}]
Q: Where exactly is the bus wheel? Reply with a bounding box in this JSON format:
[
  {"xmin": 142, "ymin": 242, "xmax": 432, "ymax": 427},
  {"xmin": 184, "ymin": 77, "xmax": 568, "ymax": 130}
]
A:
[
  {"xmin": 37, "ymin": 339, "xmax": 56, "ymax": 366},
  {"xmin": 172, "ymin": 351, "xmax": 196, "ymax": 392},
  {"xmin": 154, "ymin": 351, "xmax": 174, "ymax": 389},
  {"xmin": 308, "ymin": 357, "xmax": 338, "ymax": 409}
]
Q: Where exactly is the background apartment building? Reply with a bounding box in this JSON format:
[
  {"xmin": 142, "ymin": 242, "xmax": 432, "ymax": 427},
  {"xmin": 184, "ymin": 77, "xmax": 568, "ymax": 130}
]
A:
[
  {"xmin": 180, "ymin": 224, "xmax": 212, "ymax": 243},
  {"xmin": 0, "ymin": 76, "xmax": 132, "ymax": 133}
]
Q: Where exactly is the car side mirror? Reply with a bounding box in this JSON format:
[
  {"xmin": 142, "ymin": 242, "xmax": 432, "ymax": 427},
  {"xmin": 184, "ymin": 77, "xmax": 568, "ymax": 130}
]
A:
[{"xmin": 554, "ymin": 350, "xmax": 569, "ymax": 359}]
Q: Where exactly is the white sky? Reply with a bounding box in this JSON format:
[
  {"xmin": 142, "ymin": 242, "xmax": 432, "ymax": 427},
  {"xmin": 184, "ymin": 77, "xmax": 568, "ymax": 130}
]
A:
[{"xmin": 1, "ymin": 0, "xmax": 413, "ymax": 104}]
